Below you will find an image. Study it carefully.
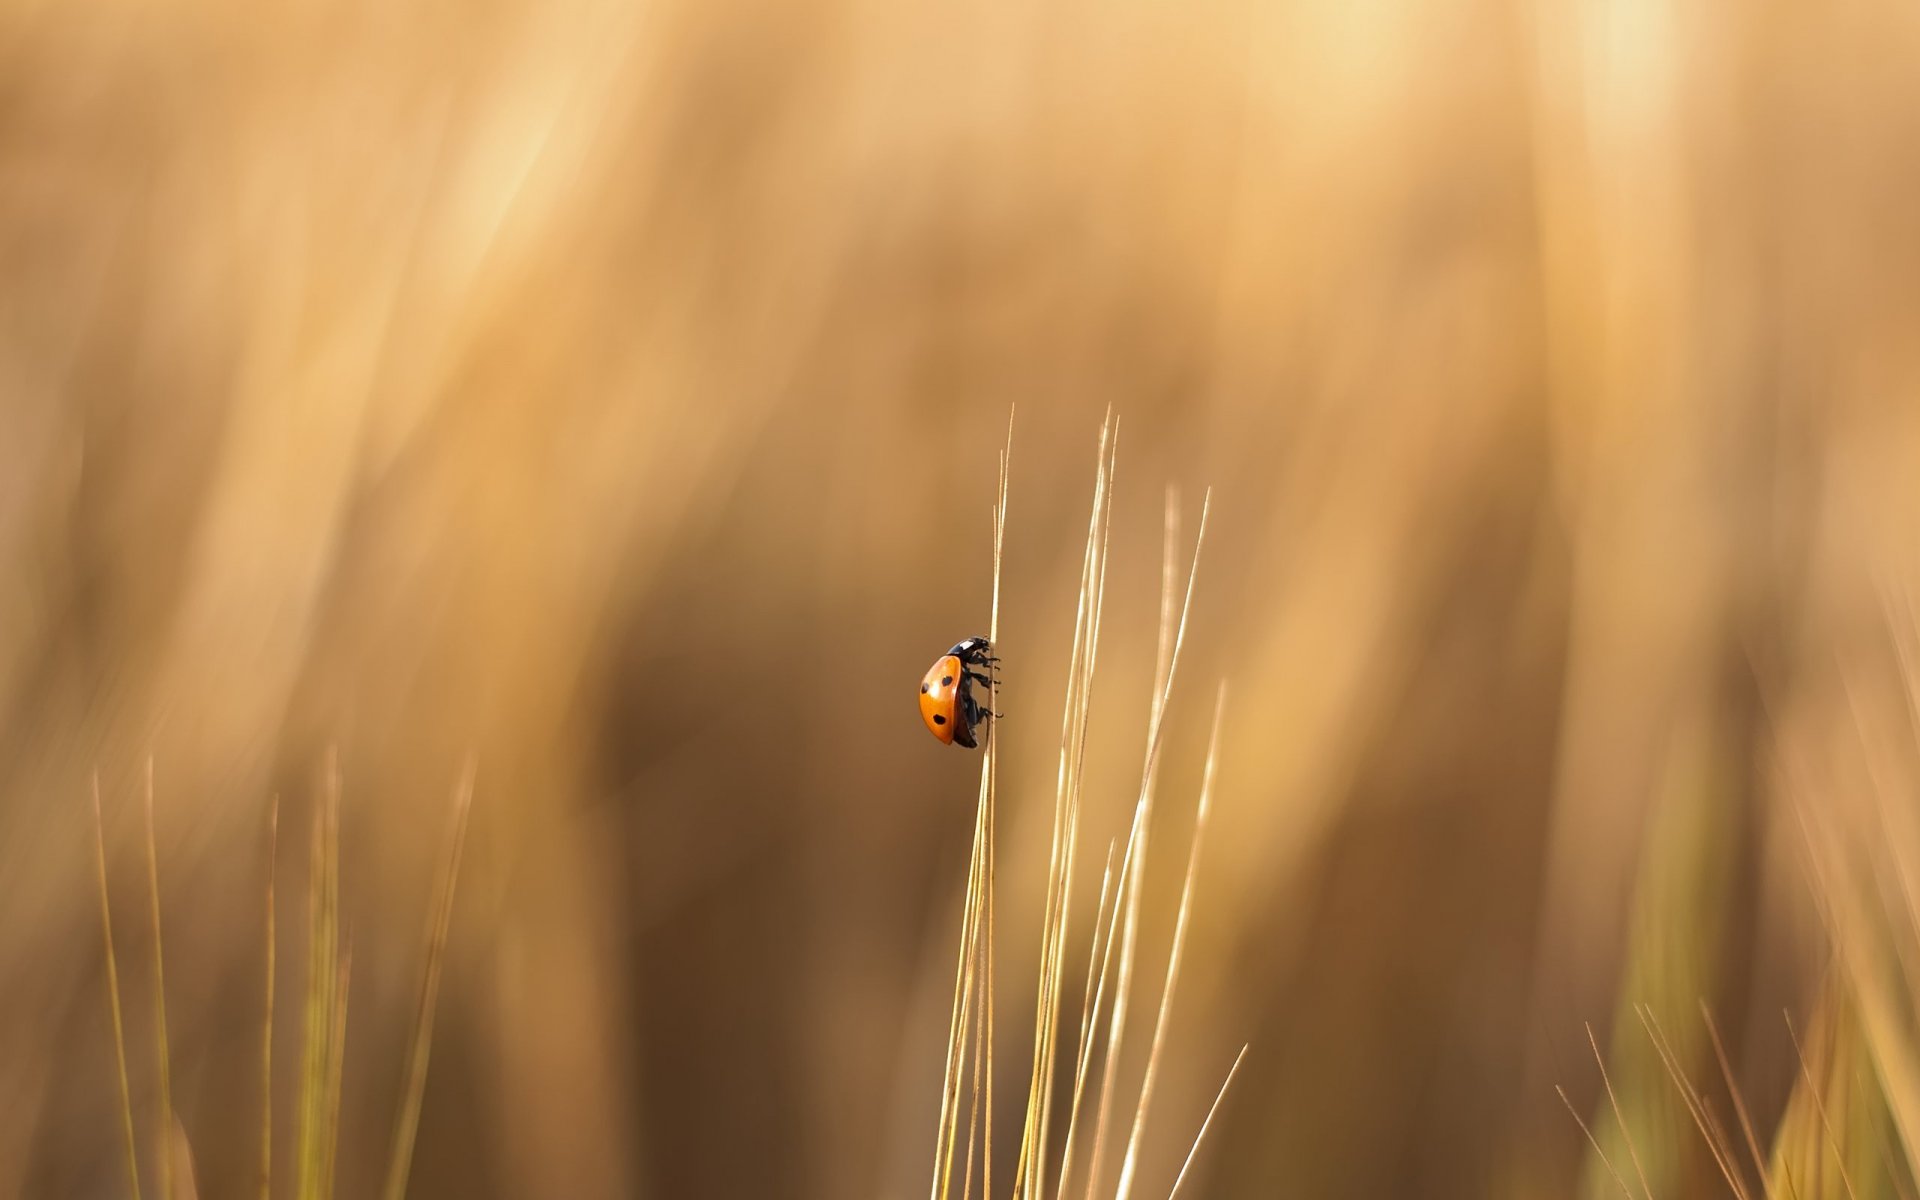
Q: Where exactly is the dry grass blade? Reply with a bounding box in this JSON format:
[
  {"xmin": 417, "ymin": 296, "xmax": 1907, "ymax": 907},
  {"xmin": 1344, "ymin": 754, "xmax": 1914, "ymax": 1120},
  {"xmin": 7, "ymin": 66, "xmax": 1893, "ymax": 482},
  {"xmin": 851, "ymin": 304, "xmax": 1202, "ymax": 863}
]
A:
[
  {"xmin": 263, "ymin": 797, "xmax": 279, "ymax": 1200},
  {"xmin": 932, "ymin": 411, "xmax": 1013, "ymax": 1200},
  {"xmin": 1699, "ymin": 1002, "xmax": 1774, "ymax": 1200},
  {"xmin": 91, "ymin": 773, "xmax": 143, "ymax": 1200},
  {"xmin": 382, "ymin": 761, "xmax": 476, "ymax": 1200},
  {"xmin": 1784, "ymin": 1010, "xmax": 1860, "ymax": 1200},
  {"xmin": 1013, "ymin": 415, "xmax": 1117, "ymax": 1200},
  {"xmin": 1558, "ymin": 1084, "xmax": 1639, "ymax": 1200},
  {"xmin": 984, "ymin": 419, "xmax": 1010, "ymax": 1200},
  {"xmin": 1113, "ymin": 684, "xmax": 1225, "ymax": 1200},
  {"xmin": 297, "ymin": 758, "xmax": 344, "ymax": 1200},
  {"xmin": 935, "ymin": 824, "xmax": 989, "ymax": 1199},
  {"xmin": 321, "ymin": 941, "xmax": 353, "ymax": 1200},
  {"xmin": 1634, "ymin": 1005, "xmax": 1749, "ymax": 1200},
  {"xmin": 1586, "ymin": 1022, "xmax": 1654, "ymax": 1200},
  {"xmin": 1057, "ymin": 491, "xmax": 1181, "ymax": 1200},
  {"xmin": 1788, "ymin": 788, "xmax": 1920, "ymax": 1189},
  {"xmin": 1166, "ymin": 1044, "xmax": 1247, "ymax": 1200},
  {"xmin": 143, "ymin": 758, "xmax": 177, "ymax": 1200},
  {"xmin": 1053, "ymin": 840, "xmax": 1120, "ymax": 1200},
  {"xmin": 1084, "ymin": 489, "xmax": 1208, "ymax": 1200},
  {"xmin": 1021, "ymin": 416, "xmax": 1113, "ymax": 1198}
]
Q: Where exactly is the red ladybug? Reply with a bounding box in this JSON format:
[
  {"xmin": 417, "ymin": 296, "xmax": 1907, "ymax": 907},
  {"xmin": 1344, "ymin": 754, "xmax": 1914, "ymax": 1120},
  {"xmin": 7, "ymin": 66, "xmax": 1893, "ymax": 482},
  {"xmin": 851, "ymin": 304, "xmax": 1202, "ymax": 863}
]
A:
[{"xmin": 919, "ymin": 637, "xmax": 998, "ymax": 748}]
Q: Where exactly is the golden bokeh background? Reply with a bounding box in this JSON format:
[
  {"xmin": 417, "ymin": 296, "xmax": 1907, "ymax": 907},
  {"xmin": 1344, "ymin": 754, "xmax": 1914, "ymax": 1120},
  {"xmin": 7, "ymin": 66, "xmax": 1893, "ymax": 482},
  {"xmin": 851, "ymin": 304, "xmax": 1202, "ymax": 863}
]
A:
[{"xmin": 4, "ymin": 0, "xmax": 1920, "ymax": 1195}]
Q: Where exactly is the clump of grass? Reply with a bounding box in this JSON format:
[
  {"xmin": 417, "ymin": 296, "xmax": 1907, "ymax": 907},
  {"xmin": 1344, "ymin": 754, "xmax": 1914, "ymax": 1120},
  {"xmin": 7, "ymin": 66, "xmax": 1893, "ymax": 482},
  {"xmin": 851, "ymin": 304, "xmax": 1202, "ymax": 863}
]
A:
[
  {"xmin": 1557, "ymin": 587, "xmax": 1920, "ymax": 1198},
  {"xmin": 931, "ymin": 413, "xmax": 1246, "ymax": 1200},
  {"xmin": 90, "ymin": 757, "xmax": 475, "ymax": 1200}
]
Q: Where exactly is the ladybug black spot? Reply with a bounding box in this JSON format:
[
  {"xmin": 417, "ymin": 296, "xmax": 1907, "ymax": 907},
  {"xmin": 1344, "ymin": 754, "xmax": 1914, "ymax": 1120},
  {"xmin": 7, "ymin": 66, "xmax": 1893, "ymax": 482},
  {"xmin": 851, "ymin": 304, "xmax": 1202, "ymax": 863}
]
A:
[
  {"xmin": 942, "ymin": 676, "xmax": 954, "ymax": 687},
  {"xmin": 933, "ymin": 714, "xmax": 947, "ymax": 725},
  {"xmin": 921, "ymin": 683, "xmax": 930, "ymax": 693}
]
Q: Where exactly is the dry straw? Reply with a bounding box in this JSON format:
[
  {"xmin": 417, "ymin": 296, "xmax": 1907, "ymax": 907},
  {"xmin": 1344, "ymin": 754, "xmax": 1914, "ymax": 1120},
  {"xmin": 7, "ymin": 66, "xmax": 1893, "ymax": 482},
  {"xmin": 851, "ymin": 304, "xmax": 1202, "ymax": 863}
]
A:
[
  {"xmin": 90, "ymin": 759, "xmax": 475, "ymax": 1200},
  {"xmin": 930, "ymin": 413, "xmax": 1246, "ymax": 1200}
]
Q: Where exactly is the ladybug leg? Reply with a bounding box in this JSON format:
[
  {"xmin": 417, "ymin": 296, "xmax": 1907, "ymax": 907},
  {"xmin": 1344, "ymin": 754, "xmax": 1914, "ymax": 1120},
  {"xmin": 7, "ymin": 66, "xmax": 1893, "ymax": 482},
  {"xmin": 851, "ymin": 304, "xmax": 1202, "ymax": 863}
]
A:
[{"xmin": 960, "ymin": 688, "xmax": 999, "ymax": 725}]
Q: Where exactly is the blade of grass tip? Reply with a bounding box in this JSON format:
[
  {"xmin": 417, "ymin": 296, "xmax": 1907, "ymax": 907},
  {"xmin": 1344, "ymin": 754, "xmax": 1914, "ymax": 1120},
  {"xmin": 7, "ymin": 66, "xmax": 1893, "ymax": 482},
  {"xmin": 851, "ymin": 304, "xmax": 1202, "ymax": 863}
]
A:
[
  {"xmin": 1784, "ymin": 1010, "xmax": 1860, "ymax": 1200},
  {"xmin": 1166, "ymin": 1044, "xmax": 1247, "ymax": 1200},
  {"xmin": 1113, "ymin": 684, "xmax": 1225, "ymax": 1200},
  {"xmin": 1054, "ymin": 841, "xmax": 1120, "ymax": 1200},
  {"xmin": 1699, "ymin": 1002, "xmax": 1775, "ymax": 1200},
  {"xmin": 321, "ymin": 940, "xmax": 352, "ymax": 1200},
  {"xmin": 1034, "ymin": 423, "xmax": 1117, "ymax": 1200},
  {"xmin": 383, "ymin": 762, "xmax": 476, "ymax": 1200},
  {"xmin": 1634, "ymin": 1005, "xmax": 1749, "ymax": 1200},
  {"xmin": 1558, "ymin": 1085, "xmax": 1640, "ymax": 1200},
  {"xmin": 985, "ymin": 413, "xmax": 1010, "ymax": 1200},
  {"xmin": 1016, "ymin": 416, "xmax": 1112, "ymax": 1200},
  {"xmin": 1586, "ymin": 1022, "xmax": 1654, "ymax": 1200},
  {"xmin": 92, "ymin": 774, "xmax": 143, "ymax": 1200},
  {"xmin": 263, "ymin": 797, "xmax": 279, "ymax": 1200},
  {"xmin": 144, "ymin": 758, "xmax": 176, "ymax": 1200},
  {"xmin": 1086, "ymin": 490, "xmax": 1208, "ymax": 1200}
]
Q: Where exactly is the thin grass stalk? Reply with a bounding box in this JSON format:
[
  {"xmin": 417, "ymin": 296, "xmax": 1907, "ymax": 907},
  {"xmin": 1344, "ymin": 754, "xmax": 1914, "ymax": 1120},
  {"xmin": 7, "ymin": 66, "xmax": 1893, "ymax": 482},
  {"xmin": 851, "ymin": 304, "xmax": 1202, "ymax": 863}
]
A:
[
  {"xmin": 1699, "ymin": 1003, "xmax": 1775, "ymax": 1200},
  {"xmin": 92, "ymin": 774, "xmax": 143, "ymax": 1200},
  {"xmin": 1014, "ymin": 418, "xmax": 1114, "ymax": 1199},
  {"xmin": 1053, "ymin": 842, "xmax": 1119, "ymax": 1200},
  {"xmin": 953, "ymin": 777, "xmax": 992, "ymax": 1200},
  {"xmin": 262, "ymin": 797, "xmax": 279, "ymax": 1200},
  {"xmin": 1635, "ymin": 1005, "xmax": 1750, "ymax": 1200},
  {"xmin": 1032, "ymin": 426, "xmax": 1117, "ymax": 1199},
  {"xmin": 1084, "ymin": 491, "xmax": 1209, "ymax": 1200},
  {"xmin": 142, "ymin": 758, "xmax": 176, "ymax": 1200},
  {"xmin": 985, "ymin": 428, "xmax": 1008, "ymax": 1200},
  {"xmin": 934, "ymin": 808, "xmax": 990, "ymax": 1200},
  {"xmin": 934, "ymin": 416, "xmax": 1012, "ymax": 1200},
  {"xmin": 933, "ymin": 831, "xmax": 981, "ymax": 1197},
  {"xmin": 297, "ymin": 759, "xmax": 342, "ymax": 1200},
  {"xmin": 1166, "ymin": 1044, "xmax": 1247, "ymax": 1200},
  {"xmin": 1112, "ymin": 685, "xmax": 1225, "ymax": 1200},
  {"xmin": 1558, "ymin": 1085, "xmax": 1639, "ymax": 1200},
  {"xmin": 321, "ymin": 944, "xmax": 352, "ymax": 1200},
  {"xmin": 1785, "ymin": 1010, "xmax": 1860, "ymax": 1200},
  {"xmin": 1029, "ymin": 425, "xmax": 1112, "ymax": 1197},
  {"xmin": 1584, "ymin": 1023, "xmax": 1653, "ymax": 1200},
  {"xmin": 382, "ymin": 763, "xmax": 477, "ymax": 1200},
  {"xmin": 296, "ymin": 800, "xmax": 323, "ymax": 1200},
  {"xmin": 962, "ymin": 945, "xmax": 986, "ymax": 1200}
]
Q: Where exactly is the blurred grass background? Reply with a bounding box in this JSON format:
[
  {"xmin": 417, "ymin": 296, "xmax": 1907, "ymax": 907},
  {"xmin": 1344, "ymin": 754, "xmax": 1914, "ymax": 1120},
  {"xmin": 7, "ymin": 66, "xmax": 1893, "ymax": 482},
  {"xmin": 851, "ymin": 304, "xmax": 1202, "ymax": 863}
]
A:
[{"xmin": 3, "ymin": 0, "xmax": 1920, "ymax": 1195}]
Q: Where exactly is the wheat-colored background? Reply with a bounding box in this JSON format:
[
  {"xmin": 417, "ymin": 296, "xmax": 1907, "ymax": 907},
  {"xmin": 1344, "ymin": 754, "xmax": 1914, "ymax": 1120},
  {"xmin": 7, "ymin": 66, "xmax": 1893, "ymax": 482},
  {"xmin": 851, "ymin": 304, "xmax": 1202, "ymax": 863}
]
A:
[{"xmin": 4, "ymin": 0, "xmax": 1919, "ymax": 1195}]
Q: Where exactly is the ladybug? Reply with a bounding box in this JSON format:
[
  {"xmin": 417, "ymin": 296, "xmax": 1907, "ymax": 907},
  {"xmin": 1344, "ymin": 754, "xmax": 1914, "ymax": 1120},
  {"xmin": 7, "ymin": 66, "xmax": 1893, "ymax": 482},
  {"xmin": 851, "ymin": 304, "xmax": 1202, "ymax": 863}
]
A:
[{"xmin": 919, "ymin": 637, "xmax": 999, "ymax": 748}]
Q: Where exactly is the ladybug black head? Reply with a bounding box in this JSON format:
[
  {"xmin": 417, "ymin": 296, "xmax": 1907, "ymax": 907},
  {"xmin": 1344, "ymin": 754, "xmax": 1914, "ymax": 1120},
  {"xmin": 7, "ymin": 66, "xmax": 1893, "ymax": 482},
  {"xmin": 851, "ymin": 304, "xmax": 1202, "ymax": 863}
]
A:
[{"xmin": 947, "ymin": 637, "xmax": 993, "ymax": 665}]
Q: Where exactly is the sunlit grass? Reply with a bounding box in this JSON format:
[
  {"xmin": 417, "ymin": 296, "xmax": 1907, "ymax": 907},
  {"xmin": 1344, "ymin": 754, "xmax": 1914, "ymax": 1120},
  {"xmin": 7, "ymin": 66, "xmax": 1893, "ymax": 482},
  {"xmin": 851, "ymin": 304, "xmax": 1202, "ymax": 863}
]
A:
[
  {"xmin": 89, "ymin": 760, "xmax": 474, "ymax": 1200},
  {"xmin": 1559, "ymin": 592, "xmax": 1920, "ymax": 1199},
  {"xmin": 932, "ymin": 415, "xmax": 1244, "ymax": 1200}
]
